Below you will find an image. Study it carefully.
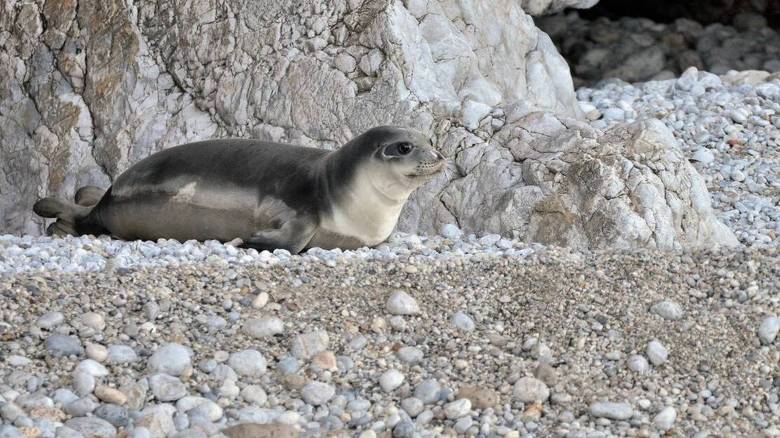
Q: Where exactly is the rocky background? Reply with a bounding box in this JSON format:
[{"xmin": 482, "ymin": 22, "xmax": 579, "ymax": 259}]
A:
[
  {"xmin": 0, "ymin": 0, "xmax": 744, "ymax": 250},
  {"xmin": 1, "ymin": 1, "xmax": 780, "ymax": 437}
]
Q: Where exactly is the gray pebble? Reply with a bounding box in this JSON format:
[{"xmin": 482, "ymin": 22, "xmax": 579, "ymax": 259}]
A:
[
  {"xmin": 653, "ymin": 406, "xmax": 677, "ymax": 430},
  {"xmin": 36, "ymin": 311, "xmax": 64, "ymax": 329},
  {"xmin": 386, "ymin": 291, "xmax": 420, "ymax": 315},
  {"xmin": 443, "ymin": 398, "xmax": 471, "ymax": 419},
  {"xmin": 277, "ymin": 356, "xmax": 300, "ymax": 375},
  {"xmin": 379, "ymin": 369, "xmax": 405, "ymax": 392},
  {"xmin": 646, "ymin": 340, "xmax": 669, "ymax": 366},
  {"xmin": 301, "ymin": 381, "xmax": 335, "ymax": 406},
  {"xmin": 45, "ymin": 334, "xmax": 84, "ymax": 357},
  {"xmin": 291, "ymin": 330, "xmax": 329, "ymax": 359},
  {"xmin": 149, "ymin": 374, "xmax": 188, "ymax": 402},
  {"xmin": 64, "ymin": 397, "xmax": 99, "ymax": 417},
  {"xmin": 758, "ymin": 315, "xmax": 779, "ymax": 344},
  {"xmin": 94, "ymin": 403, "xmax": 129, "ymax": 427},
  {"xmin": 107, "ymin": 345, "xmax": 138, "ymax": 364},
  {"xmin": 397, "ymin": 346, "xmax": 424, "ymax": 364},
  {"xmin": 627, "ymin": 355, "xmax": 650, "ymax": 373},
  {"xmin": 650, "ymin": 300, "xmax": 683, "ymax": 320},
  {"xmin": 452, "ymin": 311, "xmax": 475, "ymax": 332},
  {"xmin": 64, "ymin": 416, "xmax": 117, "ymax": 437},
  {"xmin": 148, "ymin": 343, "xmax": 191, "ymax": 376},
  {"xmin": 228, "ymin": 349, "xmax": 267, "ymax": 377},
  {"xmin": 414, "ymin": 379, "xmax": 441, "ymax": 404},
  {"xmin": 589, "ymin": 401, "xmax": 634, "ymax": 420},
  {"xmin": 512, "ymin": 377, "xmax": 550, "ymax": 403},
  {"xmin": 243, "ymin": 316, "xmax": 284, "ymax": 338},
  {"xmin": 401, "ymin": 397, "xmax": 424, "ymax": 417}
]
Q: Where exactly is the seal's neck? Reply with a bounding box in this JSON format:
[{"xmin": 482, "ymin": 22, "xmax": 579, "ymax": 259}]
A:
[{"xmin": 318, "ymin": 154, "xmax": 411, "ymax": 247}]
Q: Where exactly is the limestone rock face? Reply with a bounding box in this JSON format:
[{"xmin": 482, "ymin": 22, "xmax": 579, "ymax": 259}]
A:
[
  {"xmin": 520, "ymin": 0, "xmax": 600, "ymax": 16},
  {"xmin": 1, "ymin": 0, "xmax": 578, "ymax": 236},
  {"xmin": 0, "ymin": 0, "xmax": 737, "ymax": 250}
]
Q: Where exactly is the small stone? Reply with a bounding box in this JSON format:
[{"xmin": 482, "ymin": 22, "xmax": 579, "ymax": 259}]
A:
[
  {"xmin": 86, "ymin": 343, "xmax": 108, "ymax": 362},
  {"xmin": 81, "ymin": 312, "xmax": 106, "ymax": 331},
  {"xmin": 148, "ymin": 343, "xmax": 191, "ymax": 376},
  {"xmin": 291, "ymin": 330, "xmax": 329, "ymax": 359},
  {"xmin": 414, "ymin": 379, "xmax": 441, "ymax": 404},
  {"xmin": 386, "ymin": 291, "xmax": 420, "ymax": 315},
  {"xmin": 589, "ymin": 402, "xmax": 634, "ymax": 420},
  {"xmin": 76, "ymin": 359, "xmax": 109, "ymax": 377},
  {"xmin": 452, "ymin": 311, "xmax": 475, "ymax": 332},
  {"xmin": 454, "ymin": 416, "xmax": 473, "ymax": 433},
  {"xmin": 401, "ymin": 398, "xmax": 424, "ymax": 417},
  {"xmin": 646, "ymin": 340, "xmax": 668, "ymax": 366},
  {"xmin": 512, "ymin": 377, "xmax": 550, "ymax": 403},
  {"xmin": 692, "ymin": 148, "xmax": 715, "ymax": 164},
  {"xmin": 94, "ymin": 404, "xmax": 129, "ymax": 428},
  {"xmin": 627, "ymin": 355, "xmax": 649, "ymax": 373},
  {"xmin": 36, "ymin": 311, "xmax": 64, "ymax": 329},
  {"xmin": 533, "ymin": 362, "xmax": 558, "ymax": 386},
  {"xmin": 243, "ymin": 316, "xmax": 284, "ymax": 338},
  {"xmin": 312, "ymin": 351, "xmax": 338, "ymax": 371},
  {"xmin": 222, "ymin": 423, "xmax": 297, "ymax": 438},
  {"xmin": 251, "ymin": 292, "xmax": 269, "ymax": 309},
  {"xmin": 301, "ymin": 381, "xmax": 335, "ymax": 406},
  {"xmin": 440, "ymin": 224, "xmax": 463, "ymax": 239},
  {"xmin": 277, "ymin": 356, "xmax": 300, "ymax": 375},
  {"xmin": 228, "ymin": 350, "xmax": 267, "ymax": 377},
  {"xmin": 72, "ymin": 371, "xmax": 95, "ymax": 396},
  {"xmin": 457, "ymin": 385, "xmax": 499, "ymax": 409},
  {"xmin": 64, "ymin": 416, "xmax": 116, "ymax": 437},
  {"xmin": 149, "ymin": 374, "xmax": 188, "ymax": 402},
  {"xmin": 379, "ymin": 369, "xmax": 405, "ymax": 392},
  {"xmin": 45, "ymin": 334, "xmax": 84, "ymax": 357},
  {"xmin": 758, "ymin": 315, "xmax": 779, "ymax": 344},
  {"xmin": 653, "ymin": 406, "xmax": 677, "ymax": 430},
  {"xmin": 650, "ymin": 300, "xmax": 683, "ymax": 320},
  {"xmin": 521, "ymin": 402, "xmax": 543, "ymax": 421},
  {"xmin": 107, "ymin": 345, "xmax": 138, "ymax": 364},
  {"xmin": 241, "ymin": 385, "xmax": 267, "ymax": 405},
  {"xmin": 443, "ymin": 399, "xmax": 471, "ymax": 419},
  {"xmin": 6, "ymin": 355, "xmax": 31, "ymax": 367},
  {"xmin": 94, "ymin": 386, "xmax": 127, "ymax": 405},
  {"xmin": 64, "ymin": 397, "xmax": 99, "ymax": 417},
  {"xmin": 397, "ymin": 346, "xmax": 423, "ymax": 364}
]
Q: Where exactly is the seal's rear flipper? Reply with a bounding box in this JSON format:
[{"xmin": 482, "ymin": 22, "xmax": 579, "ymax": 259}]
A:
[
  {"xmin": 34, "ymin": 197, "xmax": 95, "ymax": 237},
  {"xmin": 34, "ymin": 198, "xmax": 75, "ymax": 219},
  {"xmin": 46, "ymin": 220, "xmax": 77, "ymax": 237},
  {"xmin": 75, "ymin": 186, "xmax": 106, "ymax": 206}
]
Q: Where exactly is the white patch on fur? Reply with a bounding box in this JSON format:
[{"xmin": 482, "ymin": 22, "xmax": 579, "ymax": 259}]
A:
[{"xmin": 171, "ymin": 182, "xmax": 198, "ymax": 203}]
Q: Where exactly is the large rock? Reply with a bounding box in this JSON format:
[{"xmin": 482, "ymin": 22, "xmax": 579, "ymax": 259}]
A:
[
  {"xmin": 0, "ymin": 0, "xmax": 736, "ymax": 250},
  {"xmin": 423, "ymin": 113, "xmax": 737, "ymax": 249}
]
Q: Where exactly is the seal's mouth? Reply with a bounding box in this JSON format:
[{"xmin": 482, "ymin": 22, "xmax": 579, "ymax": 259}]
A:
[{"xmin": 406, "ymin": 159, "xmax": 447, "ymax": 179}]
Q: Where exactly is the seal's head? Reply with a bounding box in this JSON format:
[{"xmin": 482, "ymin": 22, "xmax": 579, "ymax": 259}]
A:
[{"xmin": 335, "ymin": 126, "xmax": 446, "ymax": 202}]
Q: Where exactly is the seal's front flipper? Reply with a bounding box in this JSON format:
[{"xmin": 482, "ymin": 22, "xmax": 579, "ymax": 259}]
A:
[{"xmin": 243, "ymin": 218, "xmax": 316, "ymax": 254}]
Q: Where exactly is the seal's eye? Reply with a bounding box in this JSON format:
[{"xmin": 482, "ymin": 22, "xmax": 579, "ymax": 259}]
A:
[
  {"xmin": 397, "ymin": 142, "xmax": 413, "ymax": 155},
  {"xmin": 384, "ymin": 142, "xmax": 414, "ymax": 157}
]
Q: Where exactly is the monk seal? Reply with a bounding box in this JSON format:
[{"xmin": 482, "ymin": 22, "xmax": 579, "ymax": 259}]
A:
[{"xmin": 33, "ymin": 126, "xmax": 446, "ymax": 254}]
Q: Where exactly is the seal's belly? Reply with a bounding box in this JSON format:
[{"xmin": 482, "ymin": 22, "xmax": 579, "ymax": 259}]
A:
[
  {"xmin": 102, "ymin": 198, "xmax": 260, "ymax": 242},
  {"xmin": 100, "ymin": 179, "xmax": 273, "ymax": 242}
]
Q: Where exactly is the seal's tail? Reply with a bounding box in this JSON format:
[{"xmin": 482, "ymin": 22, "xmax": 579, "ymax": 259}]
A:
[{"xmin": 33, "ymin": 186, "xmax": 107, "ymax": 237}]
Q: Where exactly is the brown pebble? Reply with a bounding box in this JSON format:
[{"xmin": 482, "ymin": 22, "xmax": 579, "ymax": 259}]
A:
[{"xmin": 457, "ymin": 385, "xmax": 499, "ymax": 410}]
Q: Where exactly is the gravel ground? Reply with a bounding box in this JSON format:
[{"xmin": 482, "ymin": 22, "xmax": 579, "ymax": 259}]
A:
[{"xmin": 0, "ymin": 240, "xmax": 778, "ymax": 437}]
